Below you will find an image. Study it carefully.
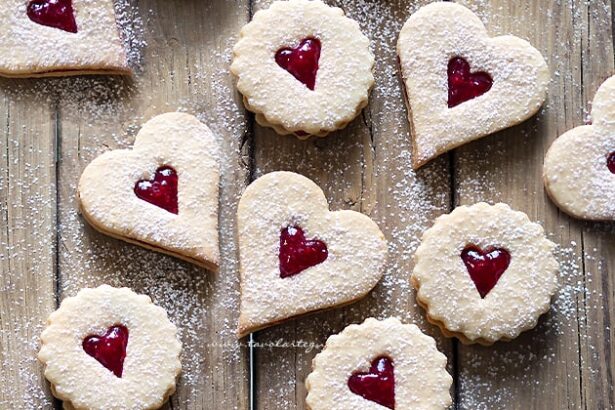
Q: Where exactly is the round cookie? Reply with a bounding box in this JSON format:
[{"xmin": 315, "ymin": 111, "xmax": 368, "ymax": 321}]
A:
[
  {"xmin": 38, "ymin": 285, "xmax": 182, "ymax": 410},
  {"xmin": 306, "ymin": 317, "xmax": 452, "ymax": 410},
  {"xmin": 231, "ymin": 0, "xmax": 374, "ymax": 137},
  {"xmin": 412, "ymin": 203, "xmax": 559, "ymax": 345}
]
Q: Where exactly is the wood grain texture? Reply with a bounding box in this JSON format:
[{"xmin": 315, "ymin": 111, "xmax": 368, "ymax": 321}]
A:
[
  {"xmin": 55, "ymin": 0, "xmax": 250, "ymax": 409},
  {"xmin": 0, "ymin": 0, "xmax": 613, "ymax": 409},
  {"xmin": 0, "ymin": 81, "xmax": 57, "ymax": 409},
  {"xmin": 248, "ymin": 1, "xmax": 452, "ymax": 409}
]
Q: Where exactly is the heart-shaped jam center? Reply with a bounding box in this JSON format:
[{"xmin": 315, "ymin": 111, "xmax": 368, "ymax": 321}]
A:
[
  {"xmin": 607, "ymin": 152, "xmax": 615, "ymax": 174},
  {"xmin": 279, "ymin": 226, "xmax": 328, "ymax": 278},
  {"xmin": 447, "ymin": 57, "xmax": 493, "ymax": 108},
  {"xmin": 82, "ymin": 325, "xmax": 129, "ymax": 378},
  {"xmin": 461, "ymin": 245, "xmax": 511, "ymax": 298},
  {"xmin": 275, "ymin": 38, "xmax": 321, "ymax": 91},
  {"xmin": 348, "ymin": 356, "xmax": 395, "ymax": 409},
  {"xmin": 27, "ymin": 0, "xmax": 78, "ymax": 33},
  {"xmin": 134, "ymin": 166, "xmax": 179, "ymax": 214}
]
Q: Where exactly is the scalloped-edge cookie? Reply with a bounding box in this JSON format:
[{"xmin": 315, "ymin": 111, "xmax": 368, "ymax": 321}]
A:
[
  {"xmin": 305, "ymin": 317, "xmax": 452, "ymax": 410},
  {"xmin": 38, "ymin": 285, "xmax": 182, "ymax": 410},
  {"xmin": 237, "ymin": 171, "xmax": 387, "ymax": 337},
  {"xmin": 0, "ymin": 0, "xmax": 130, "ymax": 77},
  {"xmin": 231, "ymin": 0, "xmax": 374, "ymax": 137},
  {"xmin": 412, "ymin": 203, "xmax": 559, "ymax": 345},
  {"xmin": 77, "ymin": 112, "xmax": 220, "ymax": 271},
  {"xmin": 544, "ymin": 75, "xmax": 615, "ymax": 220},
  {"xmin": 397, "ymin": 2, "xmax": 549, "ymax": 169}
]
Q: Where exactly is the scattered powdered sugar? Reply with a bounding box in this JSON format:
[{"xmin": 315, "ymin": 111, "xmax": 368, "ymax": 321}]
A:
[{"xmin": 1, "ymin": 0, "xmax": 613, "ymax": 409}]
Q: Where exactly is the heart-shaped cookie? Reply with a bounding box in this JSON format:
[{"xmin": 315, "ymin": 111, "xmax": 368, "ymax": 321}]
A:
[
  {"xmin": 0, "ymin": 0, "xmax": 129, "ymax": 77},
  {"xmin": 78, "ymin": 112, "xmax": 220, "ymax": 271},
  {"xmin": 236, "ymin": 172, "xmax": 387, "ymax": 336},
  {"xmin": 397, "ymin": 2, "xmax": 550, "ymax": 169},
  {"xmin": 306, "ymin": 318, "xmax": 452, "ymax": 410},
  {"xmin": 544, "ymin": 75, "xmax": 615, "ymax": 220}
]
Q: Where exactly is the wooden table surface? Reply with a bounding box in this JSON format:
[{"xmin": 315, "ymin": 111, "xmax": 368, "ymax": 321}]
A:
[{"xmin": 1, "ymin": 0, "xmax": 613, "ymax": 409}]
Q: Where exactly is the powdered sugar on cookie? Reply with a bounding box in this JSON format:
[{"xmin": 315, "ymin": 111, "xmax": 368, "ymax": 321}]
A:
[
  {"xmin": 412, "ymin": 203, "xmax": 559, "ymax": 345},
  {"xmin": 0, "ymin": 0, "xmax": 130, "ymax": 77},
  {"xmin": 544, "ymin": 75, "xmax": 615, "ymax": 220},
  {"xmin": 38, "ymin": 285, "xmax": 182, "ymax": 410},
  {"xmin": 397, "ymin": 2, "xmax": 549, "ymax": 169},
  {"xmin": 237, "ymin": 171, "xmax": 387, "ymax": 337},
  {"xmin": 78, "ymin": 112, "xmax": 221, "ymax": 271},
  {"xmin": 306, "ymin": 317, "xmax": 452, "ymax": 410},
  {"xmin": 231, "ymin": 0, "xmax": 374, "ymax": 137}
]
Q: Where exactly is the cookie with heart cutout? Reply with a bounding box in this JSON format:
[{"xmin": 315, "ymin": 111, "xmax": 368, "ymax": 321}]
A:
[
  {"xmin": 38, "ymin": 285, "xmax": 182, "ymax": 410},
  {"xmin": 230, "ymin": 0, "xmax": 374, "ymax": 138},
  {"xmin": 397, "ymin": 2, "xmax": 550, "ymax": 169},
  {"xmin": 0, "ymin": 0, "xmax": 130, "ymax": 77},
  {"xmin": 544, "ymin": 75, "xmax": 615, "ymax": 220},
  {"xmin": 305, "ymin": 317, "xmax": 452, "ymax": 410},
  {"xmin": 77, "ymin": 112, "xmax": 220, "ymax": 271},
  {"xmin": 412, "ymin": 202, "xmax": 559, "ymax": 345},
  {"xmin": 236, "ymin": 171, "xmax": 387, "ymax": 337}
]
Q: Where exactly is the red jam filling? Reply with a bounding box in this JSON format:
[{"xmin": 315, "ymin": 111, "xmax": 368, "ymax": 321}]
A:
[
  {"xmin": 134, "ymin": 166, "xmax": 179, "ymax": 215},
  {"xmin": 279, "ymin": 226, "xmax": 328, "ymax": 278},
  {"xmin": 461, "ymin": 245, "xmax": 511, "ymax": 298},
  {"xmin": 447, "ymin": 57, "xmax": 493, "ymax": 108},
  {"xmin": 607, "ymin": 152, "xmax": 615, "ymax": 174},
  {"xmin": 82, "ymin": 325, "xmax": 129, "ymax": 378},
  {"xmin": 275, "ymin": 38, "xmax": 321, "ymax": 90},
  {"xmin": 348, "ymin": 356, "xmax": 395, "ymax": 409},
  {"xmin": 27, "ymin": 0, "xmax": 78, "ymax": 33}
]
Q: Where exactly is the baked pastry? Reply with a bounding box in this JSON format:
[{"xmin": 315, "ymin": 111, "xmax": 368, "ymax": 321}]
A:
[
  {"xmin": 38, "ymin": 285, "xmax": 182, "ymax": 410},
  {"xmin": 237, "ymin": 171, "xmax": 387, "ymax": 337},
  {"xmin": 0, "ymin": 0, "xmax": 130, "ymax": 77},
  {"xmin": 544, "ymin": 75, "xmax": 615, "ymax": 220},
  {"xmin": 231, "ymin": 0, "xmax": 374, "ymax": 137},
  {"xmin": 397, "ymin": 2, "xmax": 550, "ymax": 169},
  {"xmin": 305, "ymin": 317, "xmax": 452, "ymax": 410},
  {"xmin": 412, "ymin": 203, "xmax": 559, "ymax": 345},
  {"xmin": 78, "ymin": 112, "xmax": 220, "ymax": 271}
]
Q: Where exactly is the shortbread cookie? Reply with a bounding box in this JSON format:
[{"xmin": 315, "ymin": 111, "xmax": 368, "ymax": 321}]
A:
[
  {"xmin": 397, "ymin": 2, "xmax": 549, "ymax": 169},
  {"xmin": 237, "ymin": 172, "xmax": 387, "ymax": 336},
  {"xmin": 231, "ymin": 0, "xmax": 374, "ymax": 137},
  {"xmin": 412, "ymin": 203, "xmax": 558, "ymax": 345},
  {"xmin": 78, "ymin": 112, "xmax": 220, "ymax": 271},
  {"xmin": 306, "ymin": 318, "xmax": 452, "ymax": 410},
  {"xmin": 0, "ymin": 0, "xmax": 130, "ymax": 77},
  {"xmin": 544, "ymin": 75, "xmax": 615, "ymax": 220},
  {"xmin": 38, "ymin": 285, "xmax": 182, "ymax": 410}
]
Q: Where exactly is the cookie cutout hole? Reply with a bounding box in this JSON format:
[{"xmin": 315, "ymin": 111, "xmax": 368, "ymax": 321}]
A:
[
  {"xmin": 606, "ymin": 152, "xmax": 615, "ymax": 174},
  {"xmin": 461, "ymin": 245, "xmax": 510, "ymax": 298},
  {"xmin": 447, "ymin": 57, "xmax": 493, "ymax": 108},
  {"xmin": 275, "ymin": 38, "xmax": 321, "ymax": 91},
  {"xmin": 348, "ymin": 356, "xmax": 395, "ymax": 409},
  {"xmin": 134, "ymin": 165, "xmax": 179, "ymax": 215},
  {"xmin": 82, "ymin": 325, "xmax": 129, "ymax": 378},
  {"xmin": 279, "ymin": 225, "xmax": 328, "ymax": 278},
  {"xmin": 27, "ymin": 0, "xmax": 78, "ymax": 33}
]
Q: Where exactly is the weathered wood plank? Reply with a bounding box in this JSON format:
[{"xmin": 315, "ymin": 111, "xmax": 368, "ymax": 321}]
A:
[
  {"xmin": 453, "ymin": 0, "xmax": 601, "ymax": 408},
  {"xmin": 55, "ymin": 1, "xmax": 250, "ymax": 409},
  {"xmin": 577, "ymin": 1, "xmax": 615, "ymax": 408},
  {"xmin": 249, "ymin": 1, "xmax": 452, "ymax": 409},
  {"xmin": 0, "ymin": 81, "xmax": 57, "ymax": 409}
]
